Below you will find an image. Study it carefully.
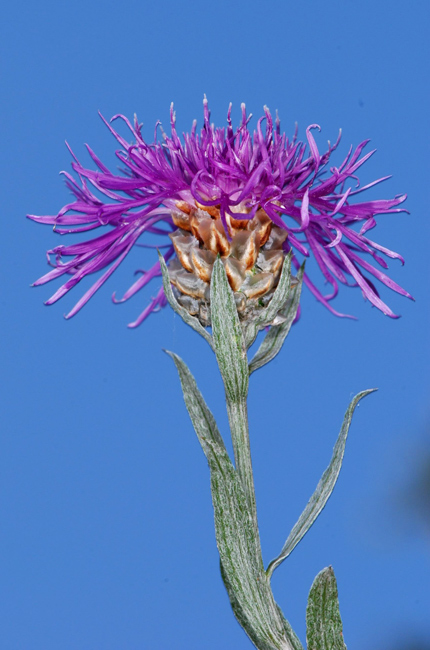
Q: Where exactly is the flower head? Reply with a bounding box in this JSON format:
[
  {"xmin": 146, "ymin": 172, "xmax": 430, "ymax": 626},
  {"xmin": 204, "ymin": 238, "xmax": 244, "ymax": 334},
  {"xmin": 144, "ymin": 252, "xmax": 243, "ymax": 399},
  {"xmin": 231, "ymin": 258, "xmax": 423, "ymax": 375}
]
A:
[{"xmin": 29, "ymin": 99, "xmax": 412, "ymax": 327}]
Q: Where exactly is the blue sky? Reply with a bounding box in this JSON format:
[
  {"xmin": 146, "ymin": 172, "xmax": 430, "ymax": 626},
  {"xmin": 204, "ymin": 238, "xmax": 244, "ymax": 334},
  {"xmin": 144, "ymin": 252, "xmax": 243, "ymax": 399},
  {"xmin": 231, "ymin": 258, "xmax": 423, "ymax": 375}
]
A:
[{"xmin": 1, "ymin": 0, "xmax": 429, "ymax": 648}]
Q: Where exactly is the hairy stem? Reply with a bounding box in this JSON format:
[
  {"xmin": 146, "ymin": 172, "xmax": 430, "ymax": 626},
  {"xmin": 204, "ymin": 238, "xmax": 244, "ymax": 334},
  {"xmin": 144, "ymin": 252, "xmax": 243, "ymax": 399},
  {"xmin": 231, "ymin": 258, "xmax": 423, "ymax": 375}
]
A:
[{"xmin": 226, "ymin": 396, "xmax": 261, "ymax": 554}]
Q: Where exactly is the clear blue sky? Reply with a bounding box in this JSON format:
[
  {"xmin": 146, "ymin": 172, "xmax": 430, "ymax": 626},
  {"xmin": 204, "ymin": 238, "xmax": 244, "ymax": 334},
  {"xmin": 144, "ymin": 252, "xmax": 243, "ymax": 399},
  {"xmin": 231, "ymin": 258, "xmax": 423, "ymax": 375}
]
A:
[{"xmin": 1, "ymin": 1, "xmax": 429, "ymax": 648}]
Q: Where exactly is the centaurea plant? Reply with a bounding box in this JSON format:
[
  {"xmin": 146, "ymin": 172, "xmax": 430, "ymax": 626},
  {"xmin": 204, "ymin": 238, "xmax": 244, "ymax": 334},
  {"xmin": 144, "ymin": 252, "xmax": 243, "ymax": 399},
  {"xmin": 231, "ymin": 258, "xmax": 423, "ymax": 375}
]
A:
[{"xmin": 29, "ymin": 100, "xmax": 412, "ymax": 649}]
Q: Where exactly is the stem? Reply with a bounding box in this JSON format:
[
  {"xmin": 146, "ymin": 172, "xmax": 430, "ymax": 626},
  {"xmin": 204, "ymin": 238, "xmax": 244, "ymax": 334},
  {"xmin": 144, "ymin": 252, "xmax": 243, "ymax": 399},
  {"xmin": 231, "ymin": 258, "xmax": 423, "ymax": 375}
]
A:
[
  {"xmin": 224, "ymin": 397, "xmax": 298, "ymax": 650},
  {"xmin": 207, "ymin": 258, "xmax": 302, "ymax": 649},
  {"xmin": 226, "ymin": 396, "xmax": 261, "ymax": 550}
]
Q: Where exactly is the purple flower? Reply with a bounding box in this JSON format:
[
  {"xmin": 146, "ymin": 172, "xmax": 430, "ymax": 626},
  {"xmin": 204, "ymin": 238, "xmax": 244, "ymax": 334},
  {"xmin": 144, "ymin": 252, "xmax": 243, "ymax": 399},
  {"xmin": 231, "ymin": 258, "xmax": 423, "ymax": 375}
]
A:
[{"xmin": 29, "ymin": 98, "xmax": 412, "ymax": 327}]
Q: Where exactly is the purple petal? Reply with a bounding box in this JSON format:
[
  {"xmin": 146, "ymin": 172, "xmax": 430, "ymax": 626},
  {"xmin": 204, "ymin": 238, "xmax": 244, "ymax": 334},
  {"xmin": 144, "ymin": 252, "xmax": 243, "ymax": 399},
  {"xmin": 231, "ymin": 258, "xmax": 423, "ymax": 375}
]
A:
[{"xmin": 31, "ymin": 100, "xmax": 410, "ymax": 325}]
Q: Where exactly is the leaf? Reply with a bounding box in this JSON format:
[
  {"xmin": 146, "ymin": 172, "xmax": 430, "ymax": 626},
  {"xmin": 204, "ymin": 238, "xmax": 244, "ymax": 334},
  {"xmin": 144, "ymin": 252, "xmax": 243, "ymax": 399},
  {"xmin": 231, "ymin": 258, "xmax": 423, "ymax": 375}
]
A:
[
  {"xmin": 249, "ymin": 263, "xmax": 304, "ymax": 374},
  {"xmin": 164, "ymin": 349, "xmax": 227, "ymax": 460},
  {"xmin": 211, "ymin": 257, "xmax": 249, "ymax": 402},
  {"xmin": 266, "ymin": 389, "xmax": 376, "ymax": 579},
  {"xmin": 166, "ymin": 349, "xmax": 301, "ymax": 650},
  {"xmin": 259, "ymin": 252, "xmax": 293, "ymax": 327},
  {"xmin": 242, "ymin": 253, "xmax": 293, "ymax": 350},
  {"xmin": 158, "ymin": 250, "xmax": 214, "ymax": 350},
  {"xmin": 306, "ymin": 566, "xmax": 347, "ymax": 650}
]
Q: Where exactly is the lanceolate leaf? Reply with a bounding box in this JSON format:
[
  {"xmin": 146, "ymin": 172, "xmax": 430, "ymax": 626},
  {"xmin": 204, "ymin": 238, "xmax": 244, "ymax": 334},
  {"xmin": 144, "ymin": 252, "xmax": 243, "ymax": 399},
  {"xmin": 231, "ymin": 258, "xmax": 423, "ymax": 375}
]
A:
[
  {"xmin": 266, "ymin": 389, "xmax": 376, "ymax": 579},
  {"xmin": 249, "ymin": 263, "xmax": 304, "ymax": 375},
  {"xmin": 166, "ymin": 350, "xmax": 301, "ymax": 650},
  {"xmin": 243, "ymin": 253, "xmax": 293, "ymax": 350},
  {"xmin": 258, "ymin": 252, "xmax": 292, "ymax": 327},
  {"xmin": 211, "ymin": 257, "xmax": 249, "ymax": 402},
  {"xmin": 165, "ymin": 349, "xmax": 227, "ymax": 459},
  {"xmin": 158, "ymin": 251, "xmax": 214, "ymax": 350},
  {"xmin": 306, "ymin": 566, "xmax": 347, "ymax": 650}
]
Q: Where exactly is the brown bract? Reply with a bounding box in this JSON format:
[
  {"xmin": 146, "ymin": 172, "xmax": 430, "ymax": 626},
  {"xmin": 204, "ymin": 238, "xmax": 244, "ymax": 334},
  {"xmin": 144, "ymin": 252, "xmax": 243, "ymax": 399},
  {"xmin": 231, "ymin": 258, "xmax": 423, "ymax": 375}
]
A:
[{"xmin": 168, "ymin": 201, "xmax": 288, "ymax": 326}]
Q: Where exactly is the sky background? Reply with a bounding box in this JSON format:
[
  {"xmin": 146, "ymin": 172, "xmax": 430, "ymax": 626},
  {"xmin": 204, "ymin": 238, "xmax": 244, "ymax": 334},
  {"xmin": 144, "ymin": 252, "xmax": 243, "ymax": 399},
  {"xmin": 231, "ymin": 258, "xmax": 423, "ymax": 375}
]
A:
[{"xmin": 1, "ymin": 1, "xmax": 429, "ymax": 648}]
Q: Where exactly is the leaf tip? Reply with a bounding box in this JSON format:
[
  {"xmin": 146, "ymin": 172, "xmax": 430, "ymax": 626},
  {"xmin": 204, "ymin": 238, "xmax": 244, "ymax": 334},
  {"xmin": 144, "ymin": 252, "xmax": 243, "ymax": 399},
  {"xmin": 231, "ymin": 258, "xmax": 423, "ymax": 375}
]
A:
[
  {"xmin": 359, "ymin": 387, "xmax": 378, "ymax": 399},
  {"xmin": 163, "ymin": 348, "xmax": 175, "ymax": 360}
]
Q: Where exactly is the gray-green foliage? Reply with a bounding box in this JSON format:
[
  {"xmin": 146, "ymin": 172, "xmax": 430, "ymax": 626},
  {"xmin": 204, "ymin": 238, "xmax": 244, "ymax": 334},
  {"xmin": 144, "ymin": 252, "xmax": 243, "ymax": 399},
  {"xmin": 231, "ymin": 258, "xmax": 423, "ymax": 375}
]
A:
[
  {"xmin": 210, "ymin": 257, "xmax": 249, "ymax": 402},
  {"xmin": 163, "ymin": 250, "xmax": 373, "ymax": 650},
  {"xmin": 210, "ymin": 258, "xmax": 258, "ymax": 525},
  {"xmin": 266, "ymin": 389, "xmax": 376, "ymax": 579},
  {"xmin": 243, "ymin": 253, "xmax": 294, "ymax": 350},
  {"xmin": 306, "ymin": 567, "xmax": 347, "ymax": 650},
  {"xmin": 249, "ymin": 262, "xmax": 304, "ymax": 374},
  {"xmin": 158, "ymin": 250, "xmax": 214, "ymax": 350},
  {"xmin": 166, "ymin": 350, "xmax": 300, "ymax": 650}
]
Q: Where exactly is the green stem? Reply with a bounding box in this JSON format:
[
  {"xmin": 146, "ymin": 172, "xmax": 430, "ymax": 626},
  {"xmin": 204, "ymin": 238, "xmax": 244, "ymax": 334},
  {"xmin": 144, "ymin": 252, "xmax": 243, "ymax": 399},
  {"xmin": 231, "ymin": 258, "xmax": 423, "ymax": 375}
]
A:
[
  {"xmin": 224, "ymin": 395, "xmax": 300, "ymax": 650},
  {"xmin": 226, "ymin": 396, "xmax": 261, "ymax": 553},
  {"xmin": 206, "ymin": 257, "xmax": 302, "ymax": 649}
]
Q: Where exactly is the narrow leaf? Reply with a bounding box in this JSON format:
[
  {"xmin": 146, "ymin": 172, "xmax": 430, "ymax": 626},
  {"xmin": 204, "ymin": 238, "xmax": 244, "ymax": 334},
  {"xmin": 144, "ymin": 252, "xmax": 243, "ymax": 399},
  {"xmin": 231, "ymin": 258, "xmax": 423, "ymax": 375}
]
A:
[
  {"xmin": 166, "ymin": 349, "xmax": 300, "ymax": 650},
  {"xmin": 306, "ymin": 566, "xmax": 347, "ymax": 650},
  {"xmin": 211, "ymin": 257, "xmax": 249, "ymax": 402},
  {"xmin": 158, "ymin": 251, "xmax": 214, "ymax": 350},
  {"xmin": 242, "ymin": 321, "xmax": 258, "ymax": 352},
  {"xmin": 164, "ymin": 349, "xmax": 227, "ymax": 458},
  {"xmin": 260, "ymin": 252, "xmax": 292, "ymax": 325},
  {"xmin": 267, "ymin": 389, "xmax": 376, "ymax": 578},
  {"xmin": 243, "ymin": 253, "xmax": 293, "ymax": 350},
  {"xmin": 249, "ymin": 263, "xmax": 304, "ymax": 374}
]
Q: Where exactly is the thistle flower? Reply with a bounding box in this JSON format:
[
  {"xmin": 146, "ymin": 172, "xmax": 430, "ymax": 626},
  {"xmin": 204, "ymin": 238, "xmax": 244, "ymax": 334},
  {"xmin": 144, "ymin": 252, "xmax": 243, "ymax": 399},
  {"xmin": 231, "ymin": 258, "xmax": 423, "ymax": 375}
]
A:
[{"xmin": 29, "ymin": 99, "xmax": 412, "ymax": 327}]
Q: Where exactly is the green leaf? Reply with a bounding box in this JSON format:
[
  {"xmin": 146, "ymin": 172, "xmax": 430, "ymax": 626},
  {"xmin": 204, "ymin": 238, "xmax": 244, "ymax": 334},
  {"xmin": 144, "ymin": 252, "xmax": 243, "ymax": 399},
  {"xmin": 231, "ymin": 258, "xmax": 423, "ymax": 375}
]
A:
[
  {"xmin": 259, "ymin": 252, "xmax": 292, "ymax": 326},
  {"xmin": 244, "ymin": 253, "xmax": 293, "ymax": 349},
  {"xmin": 158, "ymin": 251, "xmax": 214, "ymax": 350},
  {"xmin": 166, "ymin": 349, "xmax": 301, "ymax": 650},
  {"xmin": 249, "ymin": 263, "xmax": 304, "ymax": 374},
  {"xmin": 164, "ymin": 349, "xmax": 227, "ymax": 460},
  {"xmin": 266, "ymin": 389, "xmax": 376, "ymax": 579},
  {"xmin": 306, "ymin": 566, "xmax": 347, "ymax": 650},
  {"xmin": 210, "ymin": 257, "xmax": 249, "ymax": 402}
]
